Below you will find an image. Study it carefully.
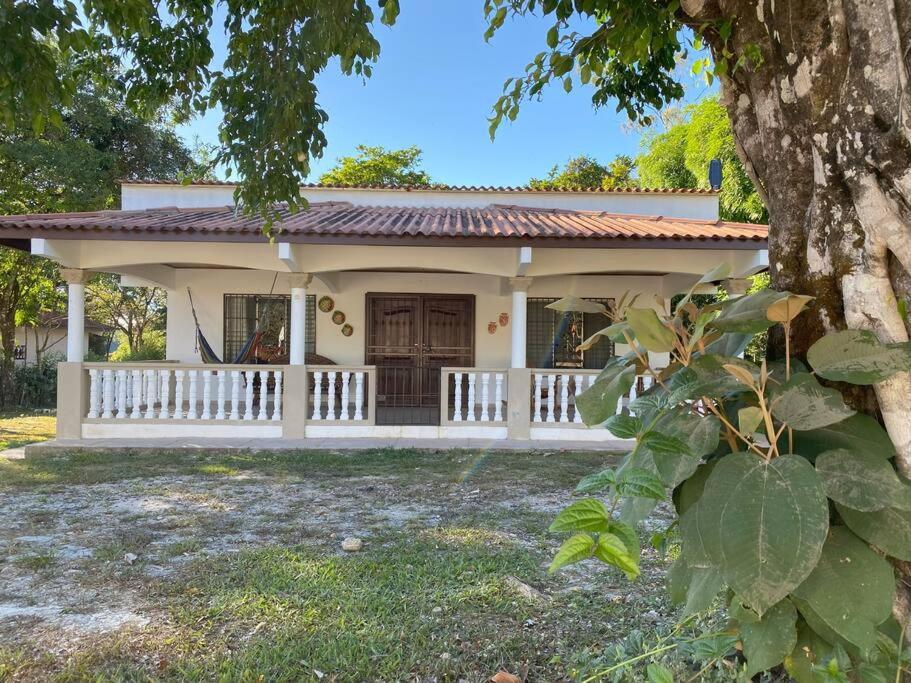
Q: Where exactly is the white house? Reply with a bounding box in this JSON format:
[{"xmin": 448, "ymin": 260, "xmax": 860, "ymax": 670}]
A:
[
  {"xmin": 13, "ymin": 312, "xmax": 110, "ymax": 365},
  {"xmin": 0, "ymin": 180, "xmax": 768, "ymax": 444}
]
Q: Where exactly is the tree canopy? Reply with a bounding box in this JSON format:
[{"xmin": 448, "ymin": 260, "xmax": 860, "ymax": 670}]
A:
[
  {"xmin": 637, "ymin": 98, "xmax": 766, "ymax": 223},
  {"xmin": 529, "ymin": 154, "xmax": 636, "ymax": 190},
  {"xmin": 319, "ymin": 145, "xmax": 431, "ymax": 187}
]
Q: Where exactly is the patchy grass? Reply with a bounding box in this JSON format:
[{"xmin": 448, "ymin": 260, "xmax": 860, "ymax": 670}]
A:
[
  {"xmin": 0, "ymin": 412, "xmax": 56, "ymax": 451},
  {"xmin": 0, "ymin": 447, "xmax": 713, "ymax": 682}
]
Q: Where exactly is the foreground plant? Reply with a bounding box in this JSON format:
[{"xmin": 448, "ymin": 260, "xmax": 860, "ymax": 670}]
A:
[{"xmin": 548, "ymin": 265, "xmax": 911, "ymax": 680}]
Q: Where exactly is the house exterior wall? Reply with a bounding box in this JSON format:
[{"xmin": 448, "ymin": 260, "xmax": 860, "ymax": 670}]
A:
[
  {"xmin": 13, "ymin": 327, "xmax": 87, "ymax": 364},
  {"xmin": 122, "ymin": 183, "xmax": 720, "ymax": 220},
  {"xmin": 167, "ymin": 268, "xmax": 670, "ymax": 368}
]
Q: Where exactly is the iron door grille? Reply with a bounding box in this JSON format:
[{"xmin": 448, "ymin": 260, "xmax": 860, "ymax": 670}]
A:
[
  {"xmin": 526, "ymin": 297, "xmax": 615, "ymax": 370},
  {"xmin": 223, "ymin": 294, "xmax": 315, "ymax": 362}
]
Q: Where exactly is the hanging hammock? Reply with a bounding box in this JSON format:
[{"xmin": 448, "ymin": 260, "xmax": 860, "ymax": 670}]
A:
[{"xmin": 188, "ymin": 277, "xmax": 279, "ymax": 364}]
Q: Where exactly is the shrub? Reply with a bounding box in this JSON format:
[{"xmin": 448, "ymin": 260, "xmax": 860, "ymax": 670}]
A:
[
  {"xmin": 548, "ymin": 266, "xmax": 911, "ymax": 680},
  {"xmin": 10, "ymin": 353, "xmax": 60, "ymax": 408},
  {"xmin": 109, "ymin": 330, "xmax": 166, "ymax": 361}
]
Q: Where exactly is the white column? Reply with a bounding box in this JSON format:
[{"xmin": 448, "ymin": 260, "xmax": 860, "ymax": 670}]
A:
[
  {"xmin": 509, "ymin": 277, "xmax": 531, "ymax": 369},
  {"xmin": 60, "ymin": 269, "xmax": 90, "ymax": 362},
  {"xmin": 288, "ymin": 273, "xmax": 313, "ymax": 366}
]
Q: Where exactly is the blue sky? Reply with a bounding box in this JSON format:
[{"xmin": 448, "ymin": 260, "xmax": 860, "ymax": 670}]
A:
[{"xmin": 177, "ymin": 2, "xmax": 710, "ymax": 186}]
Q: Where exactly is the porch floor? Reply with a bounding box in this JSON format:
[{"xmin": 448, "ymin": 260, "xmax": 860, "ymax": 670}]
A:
[{"xmin": 23, "ymin": 436, "xmax": 630, "ymax": 456}]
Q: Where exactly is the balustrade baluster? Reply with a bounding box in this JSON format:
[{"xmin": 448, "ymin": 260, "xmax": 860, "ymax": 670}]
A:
[
  {"xmin": 201, "ymin": 371, "xmax": 213, "ymax": 420},
  {"xmin": 466, "ymin": 373, "xmax": 476, "ymax": 422},
  {"xmin": 173, "ymin": 370, "xmax": 185, "ymax": 419},
  {"xmin": 452, "ymin": 373, "xmax": 463, "ymax": 421},
  {"xmin": 216, "ymin": 370, "xmax": 226, "ymax": 420},
  {"xmin": 187, "ymin": 370, "xmax": 199, "ymax": 420},
  {"xmin": 87, "ymin": 369, "xmax": 100, "ymax": 418},
  {"xmin": 559, "ymin": 374, "xmax": 569, "ymax": 423},
  {"xmin": 101, "ymin": 369, "xmax": 114, "ymax": 419},
  {"xmin": 479, "ymin": 373, "xmax": 490, "ymax": 421},
  {"xmin": 326, "ymin": 371, "xmax": 337, "ymax": 420},
  {"xmin": 354, "ymin": 372, "xmax": 364, "ymax": 420},
  {"xmin": 340, "ymin": 371, "xmax": 351, "ymax": 420},
  {"xmin": 130, "ymin": 370, "xmax": 142, "ymax": 419},
  {"xmin": 573, "ymin": 374, "xmax": 584, "ymax": 423},
  {"xmin": 312, "ymin": 371, "xmax": 323, "ymax": 420},
  {"xmin": 229, "ymin": 371, "xmax": 241, "ymax": 419},
  {"xmin": 494, "ymin": 373, "xmax": 504, "ymax": 422},
  {"xmin": 533, "ymin": 373, "xmax": 543, "ymax": 423},
  {"xmin": 546, "ymin": 374, "xmax": 556, "ymax": 423},
  {"xmin": 144, "ymin": 370, "xmax": 157, "ymax": 419},
  {"xmin": 257, "ymin": 371, "xmax": 269, "ymax": 421},
  {"xmin": 158, "ymin": 369, "xmax": 170, "ymax": 419},
  {"xmin": 271, "ymin": 371, "xmax": 283, "ymax": 421},
  {"xmin": 116, "ymin": 369, "xmax": 128, "ymax": 418},
  {"xmin": 243, "ymin": 371, "xmax": 254, "ymax": 420}
]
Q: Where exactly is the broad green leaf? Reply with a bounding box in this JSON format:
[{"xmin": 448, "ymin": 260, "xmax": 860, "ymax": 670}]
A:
[
  {"xmin": 703, "ymin": 331, "xmax": 752, "ymax": 358},
  {"xmin": 576, "ymin": 364, "xmax": 636, "ymax": 426},
  {"xmin": 699, "ymin": 453, "xmax": 829, "ymax": 615},
  {"xmin": 770, "ymin": 373, "xmax": 855, "ymax": 431},
  {"xmin": 668, "ymin": 556, "xmax": 725, "ymax": 615},
  {"xmin": 639, "ymin": 430, "xmax": 690, "ymax": 457},
  {"xmin": 791, "ymin": 527, "xmax": 894, "ymax": 654},
  {"xmin": 807, "ymin": 329, "xmax": 911, "ymax": 384},
  {"xmin": 617, "ymin": 452, "xmax": 662, "ymax": 525},
  {"xmin": 604, "ymin": 414, "xmax": 641, "ymax": 439},
  {"xmin": 698, "ymin": 262, "xmax": 732, "ymax": 285},
  {"xmin": 667, "ymin": 355, "xmax": 757, "ymax": 403},
  {"xmin": 673, "ymin": 460, "xmax": 717, "ymax": 515},
  {"xmin": 738, "ymin": 406, "xmax": 763, "ymax": 435},
  {"xmin": 646, "ymin": 410, "xmax": 720, "ymax": 488},
  {"xmin": 617, "ymin": 467, "xmax": 666, "ymax": 500},
  {"xmin": 816, "ymin": 449, "xmax": 906, "ymax": 511},
  {"xmin": 679, "ymin": 503, "xmax": 714, "ymax": 569},
  {"xmin": 739, "ymin": 598, "xmax": 799, "ymax": 677},
  {"xmin": 546, "ymin": 296, "xmax": 606, "ymax": 314},
  {"xmin": 575, "ymin": 468, "xmax": 616, "ymax": 494},
  {"xmin": 625, "ymin": 307, "xmax": 677, "ymax": 353},
  {"xmin": 788, "ymin": 414, "xmax": 896, "ymax": 461},
  {"xmin": 593, "ymin": 532, "xmax": 639, "ymax": 579},
  {"xmin": 578, "ymin": 322, "xmax": 630, "ymax": 350},
  {"xmin": 766, "ymin": 294, "xmax": 814, "ymax": 323},
  {"xmin": 712, "ymin": 289, "xmax": 790, "ymax": 334},
  {"xmin": 549, "ymin": 498, "xmax": 610, "ymax": 533},
  {"xmin": 837, "ymin": 504, "xmax": 911, "ymax": 560},
  {"xmin": 549, "ymin": 533, "xmax": 595, "ymax": 573},
  {"xmin": 608, "ymin": 519, "xmax": 640, "ymax": 561},
  {"xmin": 646, "ymin": 663, "xmax": 674, "ymax": 683},
  {"xmin": 784, "ymin": 619, "xmax": 837, "ymax": 683}
]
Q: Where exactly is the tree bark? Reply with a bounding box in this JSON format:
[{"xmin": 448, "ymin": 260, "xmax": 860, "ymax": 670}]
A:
[{"xmin": 680, "ymin": 0, "xmax": 911, "ymax": 630}]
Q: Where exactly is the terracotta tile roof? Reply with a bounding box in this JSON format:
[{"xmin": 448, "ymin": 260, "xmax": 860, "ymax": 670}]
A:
[
  {"xmin": 0, "ymin": 202, "xmax": 767, "ymax": 245},
  {"xmin": 121, "ymin": 178, "xmax": 717, "ymax": 195}
]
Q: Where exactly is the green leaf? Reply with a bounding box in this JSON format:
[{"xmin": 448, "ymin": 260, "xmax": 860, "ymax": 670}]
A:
[
  {"xmin": 807, "ymin": 329, "xmax": 911, "ymax": 384},
  {"xmin": 771, "ymin": 373, "xmax": 855, "ymax": 431},
  {"xmin": 766, "ymin": 294, "xmax": 814, "ymax": 323},
  {"xmin": 668, "ymin": 556, "xmax": 725, "ymax": 615},
  {"xmin": 739, "ymin": 598, "xmax": 799, "ymax": 677},
  {"xmin": 837, "ymin": 504, "xmax": 911, "ymax": 561},
  {"xmin": 791, "ymin": 527, "xmax": 895, "ymax": 655},
  {"xmin": 575, "ymin": 468, "xmax": 616, "ymax": 494},
  {"xmin": 576, "ymin": 364, "xmax": 636, "ymax": 426},
  {"xmin": 593, "ymin": 532, "xmax": 639, "ymax": 579},
  {"xmin": 546, "ymin": 296, "xmax": 606, "ymax": 314},
  {"xmin": 549, "ymin": 498, "xmax": 610, "ymax": 533},
  {"xmin": 604, "ymin": 414, "xmax": 641, "ymax": 439},
  {"xmin": 646, "ymin": 663, "xmax": 674, "ymax": 683},
  {"xmin": 617, "ymin": 467, "xmax": 666, "ymax": 500},
  {"xmin": 788, "ymin": 414, "xmax": 896, "ymax": 461},
  {"xmin": 625, "ymin": 307, "xmax": 677, "ymax": 352},
  {"xmin": 712, "ymin": 289, "xmax": 790, "ymax": 334},
  {"xmin": 738, "ymin": 406, "xmax": 763, "ymax": 435},
  {"xmin": 703, "ymin": 331, "xmax": 753, "ymax": 358},
  {"xmin": 699, "ymin": 453, "xmax": 829, "ymax": 615},
  {"xmin": 816, "ymin": 449, "xmax": 907, "ymax": 511},
  {"xmin": 639, "ymin": 430, "xmax": 690, "ymax": 457},
  {"xmin": 549, "ymin": 533, "xmax": 595, "ymax": 572},
  {"xmin": 646, "ymin": 410, "xmax": 720, "ymax": 488},
  {"xmin": 608, "ymin": 519, "xmax": 640, "ymax": 561},
  {"xmin": 784, "ymin": 619, "xmax": 837, "ymax": 683},
  {"xmin": 673, "ymin": 460, "xmax": 717, "ymax": 515}
]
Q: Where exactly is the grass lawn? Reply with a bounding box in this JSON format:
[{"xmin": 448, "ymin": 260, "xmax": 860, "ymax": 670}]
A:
[
  {"xmin": 0, "ymin": 448, "xmax": 727, "ymax": 682},
  {"xmin": 0, "ymin": 412, "xmax": 56, "ymax": 451}
]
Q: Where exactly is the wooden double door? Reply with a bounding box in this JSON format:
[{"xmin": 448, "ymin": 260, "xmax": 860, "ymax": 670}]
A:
[{"xmin": 366, "ymin": 293, "xmax": 474, "ymax": 425}]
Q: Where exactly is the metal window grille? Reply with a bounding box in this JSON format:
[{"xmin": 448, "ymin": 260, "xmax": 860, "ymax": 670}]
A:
[
  {"xmin": 526, "ymin": 298, "xmax": 615, "ymax": 370},
  {"xmin": 223, "ymin": 294, "xmax": 315, "ymax": 362}
]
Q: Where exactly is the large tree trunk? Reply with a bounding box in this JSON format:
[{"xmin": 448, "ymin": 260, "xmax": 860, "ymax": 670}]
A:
[{"xmin": 680, "ymin": 0, "xmax": 911, "ymax": 628}]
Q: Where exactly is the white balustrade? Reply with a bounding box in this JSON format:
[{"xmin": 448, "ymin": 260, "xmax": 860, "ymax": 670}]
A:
[
  {"xmin": 533, "ymin": 373, "xmax": 543, "ymax": 423},
  {"xmin": 529, "ymin": 371, "xmax": 604, "ymax": 425},
  {"xmin": 546, "ymin": 374, "xmax": 556, "ymax": 423},
  {"xmin": 307, "ymin": 367, "xmax": 371, "ymax": 423},
  {"xmin": 443, "ymin": 369, "xmax": 506, "ymax": 424},
  {"xmin": 84, "ymin": 364, "xmax": 285, "ymax": 424}
]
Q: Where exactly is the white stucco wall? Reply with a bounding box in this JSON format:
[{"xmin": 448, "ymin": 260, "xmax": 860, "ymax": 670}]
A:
[
  {"xmin": 167, "ymin": 269, "xmax": 670, "ymax": 368},
  {"xmin": 122, "ymin": 183, "xmax": 720, "ymax": 220},
  {"xmin": 14, "ymin": 327, "xmax": 87, "ymax": 364}
]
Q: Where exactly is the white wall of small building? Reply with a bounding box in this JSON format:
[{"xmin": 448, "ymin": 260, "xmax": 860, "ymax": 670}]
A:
[
  {"xmin": 166, "ymin": 268, "xmax": 671, "ymax": 368},
  {"xmin": 13, "ymin": 327, "xmax": 87, "ymax": 364},
  {"xmin": 122, "ymin": 183, "xmax": 720, "ymax": 220}
]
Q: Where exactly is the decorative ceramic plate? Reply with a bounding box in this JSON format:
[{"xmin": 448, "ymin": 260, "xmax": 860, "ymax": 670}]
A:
[
  {"xmin": 499, "ymin": 312, "xmax": 509, "ymax": 327},
  {"xmin": 341, "ymin": 323, "xmax": 353, "ymax": 337},
  {"xmin": 332, "ymin": 310, "xmax": 346, "ymax": 325},
  {"xmin": 318, "ymin": 296, "xmax": 335, "ymax": 313}
]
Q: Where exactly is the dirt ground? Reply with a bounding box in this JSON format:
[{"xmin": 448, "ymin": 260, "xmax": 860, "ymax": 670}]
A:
[{"xmin": 0, "ymin": 448, "xmax": 697, "ymax": 681}]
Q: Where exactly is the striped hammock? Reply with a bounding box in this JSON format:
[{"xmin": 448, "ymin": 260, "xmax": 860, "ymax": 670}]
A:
[{"xmin": 188, "ymin": 288, "xmax": 263, "ymax": 365}]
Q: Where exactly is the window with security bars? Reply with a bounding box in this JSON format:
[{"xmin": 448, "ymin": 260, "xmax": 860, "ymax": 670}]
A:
[
  {"xmin": 223, "ymin": 294, "xmax": 315, "ymax": 363},
  {"xmin": 526, "ymin": 298, "xmax": 615, "ymax": 370}
]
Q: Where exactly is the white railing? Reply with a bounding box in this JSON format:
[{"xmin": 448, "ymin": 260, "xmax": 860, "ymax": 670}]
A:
[
  {"xmin": 307, "ymin": 366, "xmax": 375, "ymax": 423},
  {"xmin": 530, "ymin": 370, "xmax": 655, "ymax": 425},
  {"xmin": 442, "ymin": 368, "xmax": 507, "ymax": 424},
  {"xmin": 84, "ymin": 363, "xmax": 285, "ymax": 422}
]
